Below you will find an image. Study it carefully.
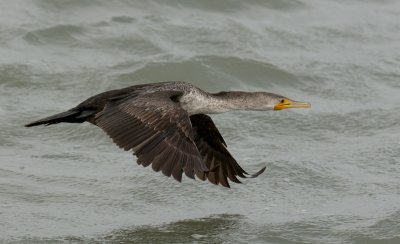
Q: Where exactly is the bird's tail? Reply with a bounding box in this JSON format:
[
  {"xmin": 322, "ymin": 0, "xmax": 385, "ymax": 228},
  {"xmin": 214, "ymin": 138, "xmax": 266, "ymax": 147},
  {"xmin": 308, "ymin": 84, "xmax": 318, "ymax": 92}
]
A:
[{"xmin": 25, "ymin": 108, "xmax": 94, "ymax": 127}]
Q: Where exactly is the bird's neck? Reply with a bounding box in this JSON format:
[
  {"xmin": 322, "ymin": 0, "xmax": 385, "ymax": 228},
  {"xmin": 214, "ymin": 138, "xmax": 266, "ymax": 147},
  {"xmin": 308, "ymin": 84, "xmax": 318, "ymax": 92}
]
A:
[
  {"xmin": 180, "ymin": 90, "xmax": 274, "ymax": 115},
  {"xmin": 209, "ymin": 91, "xmax": 269, "ymax": 112}
]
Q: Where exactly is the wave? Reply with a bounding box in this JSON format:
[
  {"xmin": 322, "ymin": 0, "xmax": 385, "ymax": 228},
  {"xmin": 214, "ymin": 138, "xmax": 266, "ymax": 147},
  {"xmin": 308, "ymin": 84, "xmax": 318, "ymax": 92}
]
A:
[
  {"xmin": 23, "ymin": 25, "xmax": 85, "ymax": 46},
  {"xmin": 113, "ymin": 55, "xmax": 302, "ymax": 91}
]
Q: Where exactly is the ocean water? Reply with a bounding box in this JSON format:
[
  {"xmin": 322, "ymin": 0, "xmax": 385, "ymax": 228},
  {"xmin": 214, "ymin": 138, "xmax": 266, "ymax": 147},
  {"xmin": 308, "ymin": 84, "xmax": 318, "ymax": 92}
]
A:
[{"xmin": 1, "ymin": 0, "xmax": 400, "ymax": 243}]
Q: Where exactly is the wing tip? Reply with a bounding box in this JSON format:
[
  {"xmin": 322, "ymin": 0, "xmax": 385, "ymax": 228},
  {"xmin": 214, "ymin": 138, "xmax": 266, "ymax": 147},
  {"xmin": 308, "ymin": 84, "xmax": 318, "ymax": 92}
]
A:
[{"xmin": 249, "ymin": 166, "xmax": 267, "ymax": 178}]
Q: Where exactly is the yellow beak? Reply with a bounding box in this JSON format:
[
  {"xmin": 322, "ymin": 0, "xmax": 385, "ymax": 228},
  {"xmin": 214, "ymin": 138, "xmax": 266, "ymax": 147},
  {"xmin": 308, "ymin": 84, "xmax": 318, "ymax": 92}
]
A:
[{"xmin": 274, "ymin": 99, "xmax": 311, "ymax": 110}]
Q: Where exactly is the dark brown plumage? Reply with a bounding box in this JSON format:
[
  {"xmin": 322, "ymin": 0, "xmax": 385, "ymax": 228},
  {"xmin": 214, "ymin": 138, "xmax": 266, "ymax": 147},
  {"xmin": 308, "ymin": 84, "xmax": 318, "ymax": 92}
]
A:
[
  {"xmin": 191, "ymin": 114, "xmax": 265, "ymax": 187},
  {"xmin": 26, "ymin": 81, "xmax": 311, "ymax": 188},
  {"xmin": 95, "ymin": 90, "xmax": 208, "ymax": 182}
]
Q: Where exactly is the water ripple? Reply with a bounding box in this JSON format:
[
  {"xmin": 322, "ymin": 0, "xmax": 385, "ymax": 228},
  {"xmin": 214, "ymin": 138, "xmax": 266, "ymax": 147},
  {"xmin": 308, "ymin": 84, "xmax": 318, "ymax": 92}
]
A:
[{"xmin": 23, "ymin": 25, "xmax": 85, "ymax": 46}]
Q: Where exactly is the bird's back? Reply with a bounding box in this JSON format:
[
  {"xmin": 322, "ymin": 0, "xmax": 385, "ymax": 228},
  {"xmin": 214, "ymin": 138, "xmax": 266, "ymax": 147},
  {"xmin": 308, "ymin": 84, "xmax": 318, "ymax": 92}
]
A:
[{"xmin": 76, "ymin": 81, "xmax": 194, "ymax": 113}]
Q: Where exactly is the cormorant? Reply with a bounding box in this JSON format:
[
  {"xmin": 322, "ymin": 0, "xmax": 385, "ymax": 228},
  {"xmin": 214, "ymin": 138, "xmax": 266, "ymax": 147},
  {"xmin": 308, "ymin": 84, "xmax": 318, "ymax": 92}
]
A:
[{"xmin": 26, "ymin": 81, "xmax": 310, "ymax": 187}]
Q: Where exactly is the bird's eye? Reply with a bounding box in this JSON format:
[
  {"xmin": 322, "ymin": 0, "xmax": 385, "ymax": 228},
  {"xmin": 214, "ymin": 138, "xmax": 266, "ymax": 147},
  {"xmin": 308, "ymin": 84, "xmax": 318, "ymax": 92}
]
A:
[{"xmin": 280, "ymin": 99, "xmax": 285, "ymax": 103}]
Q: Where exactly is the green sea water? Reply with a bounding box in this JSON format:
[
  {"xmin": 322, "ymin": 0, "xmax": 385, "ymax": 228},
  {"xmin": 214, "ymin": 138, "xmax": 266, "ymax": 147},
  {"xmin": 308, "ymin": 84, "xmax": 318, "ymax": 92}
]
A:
[{"xmin": 1, "ymin": 0, "xmax": 400, "ymax": 243}]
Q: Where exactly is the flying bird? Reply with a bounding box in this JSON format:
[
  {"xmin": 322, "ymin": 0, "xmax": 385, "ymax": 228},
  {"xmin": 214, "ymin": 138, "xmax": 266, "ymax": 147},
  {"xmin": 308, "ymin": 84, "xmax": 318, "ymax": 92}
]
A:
[{"xmin": 26, "ymin": 81, "xmax": 310, "ymax": 187}]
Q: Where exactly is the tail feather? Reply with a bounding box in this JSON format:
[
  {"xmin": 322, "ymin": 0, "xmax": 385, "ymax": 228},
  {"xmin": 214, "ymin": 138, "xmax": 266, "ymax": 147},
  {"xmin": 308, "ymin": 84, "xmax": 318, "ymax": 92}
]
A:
[{"xmin": 25, "ymin": 108, "xmax": 92, "ymax": 127}]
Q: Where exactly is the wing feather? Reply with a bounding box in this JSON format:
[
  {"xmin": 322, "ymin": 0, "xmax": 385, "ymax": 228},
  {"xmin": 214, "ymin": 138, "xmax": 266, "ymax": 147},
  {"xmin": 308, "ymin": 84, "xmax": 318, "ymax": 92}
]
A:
[
  {"xmin": 95, "ymin": 90, "xmax": 208, "ymax": 182},
  {"xmin": 190, "ymin": 114, "xmax": 266, "ymax": 188}
]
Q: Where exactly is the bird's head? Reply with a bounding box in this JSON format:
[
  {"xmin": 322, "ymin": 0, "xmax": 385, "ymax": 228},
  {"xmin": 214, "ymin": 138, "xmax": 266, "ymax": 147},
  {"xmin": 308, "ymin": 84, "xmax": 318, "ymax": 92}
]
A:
[
  {"xmin": 245, "ymin": 92, "xmax": 311, "ymax": 111},
  {"xmin": 211, "ymin": 91, "xmax": 311, "ymax": 112},
  {"xmin": 272, "ymin": 96, "xmax": 311, "ymax": 110}
]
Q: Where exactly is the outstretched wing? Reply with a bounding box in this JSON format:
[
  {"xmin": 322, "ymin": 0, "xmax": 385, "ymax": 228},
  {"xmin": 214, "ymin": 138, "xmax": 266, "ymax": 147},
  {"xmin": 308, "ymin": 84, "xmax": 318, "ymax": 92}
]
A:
[
  {"xmin": 191, "ymin": 114, "xmax": 266, "ymax": 188},
  {"xmin": 94, "ymin": 90, "xmax": 208, "ymax": 182}
]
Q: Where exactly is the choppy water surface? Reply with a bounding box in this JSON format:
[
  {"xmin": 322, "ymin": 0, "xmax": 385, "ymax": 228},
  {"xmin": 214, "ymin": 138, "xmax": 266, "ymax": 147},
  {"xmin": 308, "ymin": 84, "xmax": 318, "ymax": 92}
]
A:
[{"xmin": 1, "ymin": 0, "xmax": 400, "ymax": 243}]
